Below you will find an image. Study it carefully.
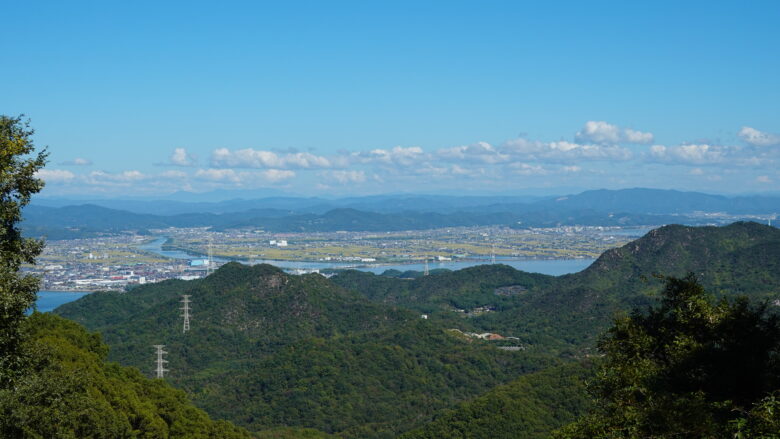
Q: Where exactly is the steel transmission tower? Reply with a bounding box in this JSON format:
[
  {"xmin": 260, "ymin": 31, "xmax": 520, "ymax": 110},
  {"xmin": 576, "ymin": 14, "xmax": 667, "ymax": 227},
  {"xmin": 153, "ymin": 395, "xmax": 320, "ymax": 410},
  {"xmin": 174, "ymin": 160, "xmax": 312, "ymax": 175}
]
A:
[
  {"xmin": 207, "ymin": 237, "xmax": 214, "ymax": 276},
  {"xmin": 180, "ymin": 295, "xmax": 192, "ymax": 333},
  {"xmin": 424, "ymin": 258, "xmax": 429, "ymax": 276},
  {"xmin": 153, "ymin": 345, "xmax": 168, "ymax": 378}
]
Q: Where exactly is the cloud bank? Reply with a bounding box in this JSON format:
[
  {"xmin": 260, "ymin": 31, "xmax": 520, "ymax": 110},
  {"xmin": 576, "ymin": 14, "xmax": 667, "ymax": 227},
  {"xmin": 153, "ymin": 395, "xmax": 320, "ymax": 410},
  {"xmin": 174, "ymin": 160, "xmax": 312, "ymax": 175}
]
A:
[{"xmin": 38, "ymin": 121, "xmax": 780, "ymax": 196}]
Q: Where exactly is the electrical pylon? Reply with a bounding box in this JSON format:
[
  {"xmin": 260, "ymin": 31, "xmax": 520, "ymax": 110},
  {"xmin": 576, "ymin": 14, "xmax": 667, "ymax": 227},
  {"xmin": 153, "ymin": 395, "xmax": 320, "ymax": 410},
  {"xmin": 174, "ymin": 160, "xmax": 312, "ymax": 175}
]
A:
[
  {"xmin": 153, "ymin": 345, "xmax": 168, "ymax": 378},
  {"xmin": 180, "ymin": 295, "xmax": 191, "ymax": 333}
]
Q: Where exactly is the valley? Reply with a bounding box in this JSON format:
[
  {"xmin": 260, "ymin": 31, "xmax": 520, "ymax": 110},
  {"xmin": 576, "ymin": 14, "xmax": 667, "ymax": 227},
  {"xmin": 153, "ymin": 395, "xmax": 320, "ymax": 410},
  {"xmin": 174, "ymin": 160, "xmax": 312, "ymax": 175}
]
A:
[
  {"xmin": 52, "ymin": 221, "xmax": 780, "ymax": 438},
  {"xmin": 27, "ymin": 224, "xmax": 641, "ymax": 291}
]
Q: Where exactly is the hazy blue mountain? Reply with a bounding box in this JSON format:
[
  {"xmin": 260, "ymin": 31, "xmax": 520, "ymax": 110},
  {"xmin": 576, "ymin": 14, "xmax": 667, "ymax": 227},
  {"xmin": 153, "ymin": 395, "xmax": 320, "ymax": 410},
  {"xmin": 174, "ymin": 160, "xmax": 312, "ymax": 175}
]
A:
[
  {"xmin": 32, "ymin": 194, "xmax": 546, "ymax": 215},
  {"xmin": 22, "ymin": 204, "xmax": 681, "ymax": 238},
  {"xmin": 33, "ymin": 188, "xmax": 780, "ymax": 217},
  {"xmin": 535, "ymin": 188, "xmax": 780, "ymax": 214},
  {"xmin": 23, "ymin": 188, "xmax": 780, "ymax": 238}
]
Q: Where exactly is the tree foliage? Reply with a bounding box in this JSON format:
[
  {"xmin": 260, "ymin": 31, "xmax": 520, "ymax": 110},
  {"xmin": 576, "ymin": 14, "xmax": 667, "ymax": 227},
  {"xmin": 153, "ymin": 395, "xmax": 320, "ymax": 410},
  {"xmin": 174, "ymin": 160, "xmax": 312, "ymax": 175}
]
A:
[
  {"xmin": 399, "ymin": 361, "xmax": 594, "ymax": 439},
  {"xmin": 555, "ymin": 275, "xmax": 780, "ymax": 438},
  {"xmin": 0, "ymin": 312, "xmax": 253, "ymax": 438},
  {"xmin": 56, "ymin": 263, "xmax": 553, "ymax": 438},
  {"xmin": 0, "ymin": 115, "xmax": 47, "ymax": 383},
  {"xmin": 0, "ymin": 116, "xmax": 252, "ymax": 438}
]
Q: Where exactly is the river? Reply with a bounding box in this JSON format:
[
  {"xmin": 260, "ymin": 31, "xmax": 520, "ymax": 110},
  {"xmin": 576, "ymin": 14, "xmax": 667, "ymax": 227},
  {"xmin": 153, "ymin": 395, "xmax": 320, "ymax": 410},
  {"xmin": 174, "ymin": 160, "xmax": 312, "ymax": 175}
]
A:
[
  {"xmin": 32, "ymin": 291, "xmax": 91, "ymax": 313},
  {"xmin": 137, "ymin": 237, "xmax": 598, "ymax": 276},
  {"xmin": 35, "ymin": 228, "xmax": 653, "ymax": 312}
]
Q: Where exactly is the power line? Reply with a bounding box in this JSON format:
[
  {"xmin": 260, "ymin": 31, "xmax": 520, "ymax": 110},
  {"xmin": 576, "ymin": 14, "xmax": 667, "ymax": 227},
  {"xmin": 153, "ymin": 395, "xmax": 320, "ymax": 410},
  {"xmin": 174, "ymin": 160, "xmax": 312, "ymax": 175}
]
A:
[
  {"xmin": 153, "ymin": 345, "xmax": 168, "ymax": 379},
  {"xmin": 180, "ymin": 295, "xmax": 191, "ymax": 333}
]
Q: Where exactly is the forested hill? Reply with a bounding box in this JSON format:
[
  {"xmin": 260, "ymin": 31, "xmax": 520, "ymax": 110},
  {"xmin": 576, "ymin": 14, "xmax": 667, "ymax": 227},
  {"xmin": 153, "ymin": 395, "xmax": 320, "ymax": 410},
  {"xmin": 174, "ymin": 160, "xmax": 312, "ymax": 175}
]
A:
[
  {"xmin": 579, "ymin": 221, "xmax": 780, "ymax": 294},
  {"xmin": 3, "ymin": 313, "xmax": 252, "ymax": 438},
  {"xmin": 57, "ymin": 263, "xmax": 415, "ymax": 368},
  {"xmin": 399, "ymin": 361, "xmax": 595, "ymax": 439},
  {"xmin": 53, "ymin": 222, "xmax": 780, "ymax": 437},
  {"xmin": 330, "ymin": 222, "xmax": 780, "ymax": 352},
  {"xmin": 495, "ymin": 221, "xmax": 780, "ymax": 350},
  {"xmin": 331, "ymin": 263, "xmax": 554, "ymax": 311},
  {"xmin": 55, "ymin": 263, "xmax": 551, "ymax": 438}
]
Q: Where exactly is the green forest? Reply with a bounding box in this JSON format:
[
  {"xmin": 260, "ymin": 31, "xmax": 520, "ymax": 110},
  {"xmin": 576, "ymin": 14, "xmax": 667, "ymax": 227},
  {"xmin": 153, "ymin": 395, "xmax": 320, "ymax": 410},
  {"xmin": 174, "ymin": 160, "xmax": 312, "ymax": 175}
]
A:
[
  {"xmin": 54, "ymin": 221, "xmax": 780, "ymax": 437},
  {"xmin": 2, "ymin": 313, "xmax": 253, "ymax": 438}
]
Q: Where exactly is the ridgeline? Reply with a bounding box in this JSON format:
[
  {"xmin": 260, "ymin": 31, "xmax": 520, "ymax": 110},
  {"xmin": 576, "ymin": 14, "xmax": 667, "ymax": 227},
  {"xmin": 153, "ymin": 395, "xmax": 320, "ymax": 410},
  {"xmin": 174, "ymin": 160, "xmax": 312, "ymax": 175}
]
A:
[{"xmin": 54, "ymin": 222, "xmax": 780, "ymax": 437}]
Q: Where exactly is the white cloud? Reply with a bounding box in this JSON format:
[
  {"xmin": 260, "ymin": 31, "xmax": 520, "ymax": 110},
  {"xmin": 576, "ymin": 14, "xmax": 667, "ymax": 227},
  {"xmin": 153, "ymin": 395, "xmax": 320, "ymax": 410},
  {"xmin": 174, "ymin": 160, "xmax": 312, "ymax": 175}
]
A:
[
  {"xmin": 59, "ymin": 157, "xmax": 92, "ymax": 166},
  {"xmin": 412, "ymin": 165, "xmax": 449, "ymax": 176},
  {"xmin": 88, "ymin": 170, "xmax": 148, "ymax": 182},
  {"xmin": 195, "ymin": 168, "xmax": 240, "ymax": 183},
  {"xmin": 509, "ymin": 162, "xmax": 547, "ymax": 175},
  {"xmin": 450, "ymin": 164, "xmax": 471, "ymax": 175},
  {"xmin": 39, "ymin": 121, "xmax": 780, "ymax": 196},
  {"xmin": 575, "ymin": 121, "xmax": 654, "ymax": 145},
  {"xmin": 739, "ymin": 126, "xmax": 780, "ymax": 147},
  {"xmin": 211, "ymin": 148, "xmax": 332, "ymax": 169},
  {"xmin": 35, "ymin": 169, "xmax": 75, "ymax": 183},
  {"xmin": 262, "ymin": 169, "xmax": 296, "ymax": 182},
  {"xmin": 576, "ymin": 121, "xmax": 621, "ymax": 144},
  {"xmin": 624, "ymin": 128, "xmax": 654, "ymax": 144},
  {"xmin": 169, "ymin": 148, "xmax": 197, "ymax": 167},
  {"xmin": 649, "ymin": 144, "xmax": 726, "ymax": 165},
  {"xmin": 192, "ymin": 168, "xmax": 294, "ymax": 185},
  {"xmin": 445, "ymin": 165, "xmax": 487, "ymax": 177},
  {"xmin": 649, "ymin": 145, "xmax": 667, "ymax": 157},
  {"xmin": 357, "ymin": 146, "xmax": 425, "ymax": 166},
  {"xmin": 323, "ymin": 170, "xmax": 366, "ymax": 184},
  {"xmin": 437, "ymin": 142, "xmax": 509, "ymax": 164},
  {"xmin": 503, "ymin": 138, "xmax": 632, "ymax": 162}
]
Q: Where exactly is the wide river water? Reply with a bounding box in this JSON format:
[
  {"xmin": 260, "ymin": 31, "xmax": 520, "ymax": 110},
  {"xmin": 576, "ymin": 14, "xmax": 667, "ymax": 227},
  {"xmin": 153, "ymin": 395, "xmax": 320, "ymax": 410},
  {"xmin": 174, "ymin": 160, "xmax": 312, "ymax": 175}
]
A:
[
  {"xmin": 139, "ymin": 236, "xmax": 600, "ymax": 274},
  {"xmin": 36, "ymin": 227, "xmax": 654, "ymax": 311},
  {"xmin": 34, "ymin": 291, "xmax": 90, "ymax": 313}
]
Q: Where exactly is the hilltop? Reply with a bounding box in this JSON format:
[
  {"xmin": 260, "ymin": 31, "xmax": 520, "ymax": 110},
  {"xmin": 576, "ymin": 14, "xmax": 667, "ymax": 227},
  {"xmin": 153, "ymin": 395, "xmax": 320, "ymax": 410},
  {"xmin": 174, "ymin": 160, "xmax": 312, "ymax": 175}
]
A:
[
  {"xmin": 492, "ymin": 221, "xmax": 780, "ymax": 349},
  {"xmin": 331, "ymin": 222, "xmax": 780, "ymax": 351},
  {"xmin": 56, "ymin": 263, "xmax": 550, "ymax": 438},
  {"xmin": 54, "ymin": 222, "xmax": 780, "ymax": 437}
]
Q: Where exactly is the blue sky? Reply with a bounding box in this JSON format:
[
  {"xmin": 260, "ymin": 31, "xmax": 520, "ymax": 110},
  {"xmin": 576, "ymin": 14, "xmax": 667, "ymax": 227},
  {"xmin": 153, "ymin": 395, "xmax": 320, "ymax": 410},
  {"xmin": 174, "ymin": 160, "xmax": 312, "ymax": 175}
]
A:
[{"xmin": 3, "ymin": 0, "xmax": 779, "ymax": 198}]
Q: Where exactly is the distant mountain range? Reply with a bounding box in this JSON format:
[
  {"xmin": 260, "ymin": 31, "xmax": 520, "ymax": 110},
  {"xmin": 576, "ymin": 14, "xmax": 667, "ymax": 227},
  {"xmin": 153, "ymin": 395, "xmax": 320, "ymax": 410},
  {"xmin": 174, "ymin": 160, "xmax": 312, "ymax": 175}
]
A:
[
  {"xmin": 33, "ymin": 188, "xmax": 780, "ymax": 215},
  {"xmin": 23, "ymin": 188, "xmax": 780, "ymax": 238}
]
